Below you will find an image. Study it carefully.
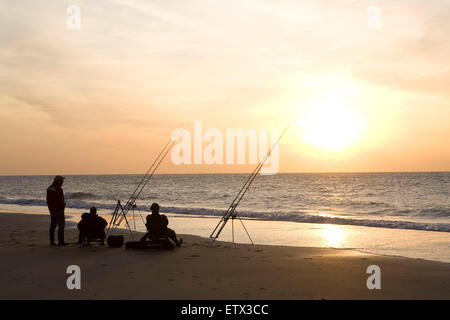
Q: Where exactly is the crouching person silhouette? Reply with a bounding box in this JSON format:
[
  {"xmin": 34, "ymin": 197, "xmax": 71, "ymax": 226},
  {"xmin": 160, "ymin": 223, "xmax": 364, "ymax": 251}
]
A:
[
  {"xmin": 142, "ymin": 203, "xmax": 182, "ymax": 247},
  {"xmin": 78, "ymin": 207, "xmax": 107, "ymax": 246}
]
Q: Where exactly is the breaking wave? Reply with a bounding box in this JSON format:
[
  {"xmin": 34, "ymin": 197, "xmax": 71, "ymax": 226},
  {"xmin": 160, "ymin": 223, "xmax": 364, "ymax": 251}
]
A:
[
  {"xmin": 161, "ymin": 205, "xmax": 450, "ymax": 233},
  {"xmin": 0, "ymin": 197, "xmax": 449, "ymax": 232},
  {"xmin": 65, "ymin": 192, "xmax": 97, "ymax": 200}
]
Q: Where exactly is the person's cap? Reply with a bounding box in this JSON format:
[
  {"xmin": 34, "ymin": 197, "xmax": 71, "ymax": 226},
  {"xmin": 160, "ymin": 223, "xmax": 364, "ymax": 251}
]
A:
[{"xmin": 54, "ymin": 175, "xmax": 65, "ymax": 181}]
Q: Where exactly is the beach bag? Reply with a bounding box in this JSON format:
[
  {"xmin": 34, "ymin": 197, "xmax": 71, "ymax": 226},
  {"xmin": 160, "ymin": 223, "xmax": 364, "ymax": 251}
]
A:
[{"xmin": 107, "ymin": 235, "xmax": 124, "ymax": 248}]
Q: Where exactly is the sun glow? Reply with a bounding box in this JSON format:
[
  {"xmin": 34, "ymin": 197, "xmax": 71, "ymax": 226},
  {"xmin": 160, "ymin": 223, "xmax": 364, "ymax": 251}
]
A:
[
  {"xmin": 319, "ymin": 224, "xmax": 345, "ymax": 248},
  {"xmin": 298, "ymin": 95, "xmax": 364, "ymax": 151}
]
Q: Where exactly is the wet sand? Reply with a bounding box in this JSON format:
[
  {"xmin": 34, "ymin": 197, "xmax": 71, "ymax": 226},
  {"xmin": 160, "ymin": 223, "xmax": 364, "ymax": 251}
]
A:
[{"xmin": 0, "ymin": 212, "xmax": 449, "ymax": 299}]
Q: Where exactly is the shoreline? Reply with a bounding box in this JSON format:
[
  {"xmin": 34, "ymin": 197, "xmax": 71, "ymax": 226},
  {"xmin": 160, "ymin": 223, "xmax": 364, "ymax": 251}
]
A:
[
  {"xmin": 0, "ymin": 211, "xmax": 449, "ymax": 299},
  {"xmin": 2, "ymin": 209, "xmax": 450, "ymax": 263}
]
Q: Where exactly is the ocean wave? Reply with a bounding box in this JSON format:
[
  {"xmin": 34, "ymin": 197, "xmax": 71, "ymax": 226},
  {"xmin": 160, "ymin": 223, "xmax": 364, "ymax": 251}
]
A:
[
  {"xmin": 417, "ymin": 208, "xmax": 450, "ymax": 218},
  {"xmin": 0, "ymin": 197, "xmax": 113, "ymax": 211},
  {"xmin": 0, "ymin": 198, "xmax": 449, "ymax": 232},
  {"xmin": 65, "ymin": 191, "xmax": 97, "ymax": 200},
  {"xmin": 159, "ymin": 205, "xmax": 450, "ymax": 233},
  {"xmin": 330, "ymin": 198, "xmax": 393, "ymax": 209},
  {"xmin": 0, "ymin": 198, "xmax": 48, "ymax": 207}
]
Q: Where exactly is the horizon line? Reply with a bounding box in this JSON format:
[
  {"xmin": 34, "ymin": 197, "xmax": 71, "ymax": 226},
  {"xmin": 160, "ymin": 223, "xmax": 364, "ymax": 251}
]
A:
[{"xmin": 0, "ymin": 170, "xmax": 449, "ymax": 177}]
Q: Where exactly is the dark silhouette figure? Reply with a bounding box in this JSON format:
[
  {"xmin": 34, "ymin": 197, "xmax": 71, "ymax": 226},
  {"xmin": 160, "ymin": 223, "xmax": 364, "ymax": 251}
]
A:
[
  {"xmin": 47, "ymin": 175, "xmax": 67, "ymax": 246},
  {"xmin": 78, "ymin": 207, "xmax": 107, "ymax": 246},
  {"xmin": 142, "ymin": 203, "xmax": 182, "ymax": 246}
]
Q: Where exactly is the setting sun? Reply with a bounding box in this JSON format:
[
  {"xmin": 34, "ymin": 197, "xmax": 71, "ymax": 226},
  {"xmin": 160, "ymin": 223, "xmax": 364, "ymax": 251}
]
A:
[{"xmin": 298, "ymin": 96, "xmax": 364, "ymax": 150}]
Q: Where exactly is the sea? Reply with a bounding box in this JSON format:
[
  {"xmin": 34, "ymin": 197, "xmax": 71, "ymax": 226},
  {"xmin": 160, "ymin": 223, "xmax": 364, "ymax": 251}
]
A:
[{"xmin": 0, "ymin": 172, "xmax": 449, "ymax": 262}]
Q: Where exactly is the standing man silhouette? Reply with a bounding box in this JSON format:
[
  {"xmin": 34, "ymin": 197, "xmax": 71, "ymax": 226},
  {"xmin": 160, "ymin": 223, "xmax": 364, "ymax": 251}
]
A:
[{"xmin": 47, "ymin": 175, "xmax": 68, "ymax": 246}]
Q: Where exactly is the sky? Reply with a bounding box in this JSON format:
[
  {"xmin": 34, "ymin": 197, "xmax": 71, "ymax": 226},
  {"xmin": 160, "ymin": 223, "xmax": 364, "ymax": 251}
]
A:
[{"xmin": 0, "ymin": 0, "xmax": 449, "ymax": 174}]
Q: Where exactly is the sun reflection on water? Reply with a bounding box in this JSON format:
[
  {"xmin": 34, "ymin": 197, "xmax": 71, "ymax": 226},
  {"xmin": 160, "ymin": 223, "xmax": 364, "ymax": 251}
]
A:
[{"xmin": 319, "ymin": 224, "xmax": 345, "ymax": 248}]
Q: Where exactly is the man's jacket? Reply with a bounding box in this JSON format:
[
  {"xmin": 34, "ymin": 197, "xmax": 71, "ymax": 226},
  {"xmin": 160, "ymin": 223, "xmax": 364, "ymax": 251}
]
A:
[
  {"xmin": 78, "ymin": 213, "xmax": 107, "ymax": 236},
  {"xmin": 145, "ymin": 213, "xmax": 169, "ymax": 237},
  {"xmin": 46, "ymin": 183, "xmax": 65, "ymax": 213}
]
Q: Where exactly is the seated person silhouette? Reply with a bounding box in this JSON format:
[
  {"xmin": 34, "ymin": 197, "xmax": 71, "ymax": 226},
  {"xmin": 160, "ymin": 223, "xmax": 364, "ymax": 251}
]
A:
[
  {"xmin": 141, "ymin": 203, "xmax": 182, "ymax": 247},
  {"xmin": 78, "ymin": 207, "xmax": 107, "ymax": 246}
]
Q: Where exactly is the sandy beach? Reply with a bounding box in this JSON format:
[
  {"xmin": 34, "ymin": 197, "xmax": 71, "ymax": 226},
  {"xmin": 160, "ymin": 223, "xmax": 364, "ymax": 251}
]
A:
[{"xmin": 0, "ymin": 212, "xmax": 449, "ymax": 300}]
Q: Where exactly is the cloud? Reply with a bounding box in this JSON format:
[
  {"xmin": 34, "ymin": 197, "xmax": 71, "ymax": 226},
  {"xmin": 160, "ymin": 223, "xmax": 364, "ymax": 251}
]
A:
[{"xmin": 0, "ymin": 0, "xmax": 449, "ymax": 173}]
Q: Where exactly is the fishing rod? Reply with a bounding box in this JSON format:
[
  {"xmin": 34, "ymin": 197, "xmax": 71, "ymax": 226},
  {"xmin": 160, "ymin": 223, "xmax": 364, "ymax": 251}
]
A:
[
  {"xmin": 107, "ymin": 126, "xmax": 184, "ymax": 234},
  {"xmin": 210, "ymin": 127, "xmax": 288, "ymax": 244}
]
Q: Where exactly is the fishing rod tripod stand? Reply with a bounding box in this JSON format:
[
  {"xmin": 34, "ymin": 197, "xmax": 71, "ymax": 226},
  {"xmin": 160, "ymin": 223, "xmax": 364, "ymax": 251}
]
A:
[
  {"xmin": 230, "ymin": 211, "xmax": 254, "ymax": 245},
  {"xmin": 209, "ymin": 127, "xmax": 287, "ymax": 246},
  {"xmin": 105, "ymin": 126, "xmax": 184, "ymax": 238},
  {"xmin": 107, "ymin": 200, "xmax": 146, "ymax": 238}
]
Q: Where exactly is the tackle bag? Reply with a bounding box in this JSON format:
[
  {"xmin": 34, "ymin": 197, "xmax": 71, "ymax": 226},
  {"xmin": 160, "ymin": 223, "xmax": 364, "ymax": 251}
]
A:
[{"xmin": 107, "ymin": 235, "xmax": 124, "ymax": 248}]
